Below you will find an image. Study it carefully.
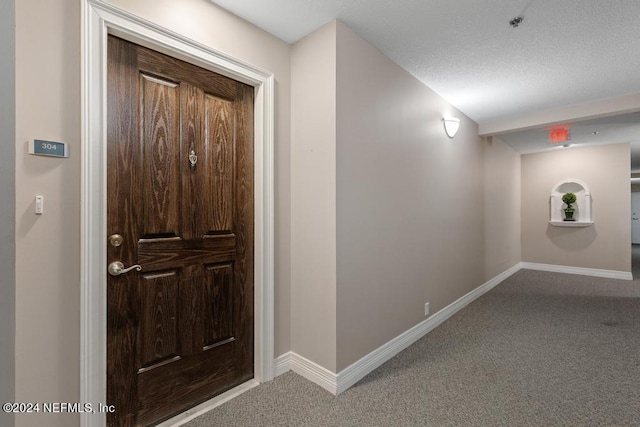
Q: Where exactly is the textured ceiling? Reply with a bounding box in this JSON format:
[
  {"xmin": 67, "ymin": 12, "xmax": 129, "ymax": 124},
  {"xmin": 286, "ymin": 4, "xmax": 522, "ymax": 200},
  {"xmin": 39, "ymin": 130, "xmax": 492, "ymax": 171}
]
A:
[{"xmin": 211, "ymin": 0, "xmax": 640, "ymax": 160}]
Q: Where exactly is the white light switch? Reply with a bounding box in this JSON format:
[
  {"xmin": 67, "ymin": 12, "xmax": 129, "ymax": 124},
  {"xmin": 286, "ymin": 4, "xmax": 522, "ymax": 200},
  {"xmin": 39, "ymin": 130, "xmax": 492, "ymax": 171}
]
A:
[{"xmin": 35, "ymin": 196, "xmax": 44, "ymax": 214}]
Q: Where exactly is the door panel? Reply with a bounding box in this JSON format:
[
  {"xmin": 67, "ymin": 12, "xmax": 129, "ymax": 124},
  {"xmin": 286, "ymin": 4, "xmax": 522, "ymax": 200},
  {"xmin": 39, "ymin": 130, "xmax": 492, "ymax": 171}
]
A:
[
  {"xmin": 203, "ymin": 95, "xmax": 235, "ymax": 234},
  {"xmin": 139, "ymin": 73, "xmax": 182, "ymax": 238},
  {"xmin": 137, "ymin": 270, "xmax": 180, "ymax": 371},
  {"xmin": 107, "ymin": 35, "xmax": 254, "ymax": 426},
  {"xmin": 204, "ymin": 262, "xmax": 235, "ymax": 347}
]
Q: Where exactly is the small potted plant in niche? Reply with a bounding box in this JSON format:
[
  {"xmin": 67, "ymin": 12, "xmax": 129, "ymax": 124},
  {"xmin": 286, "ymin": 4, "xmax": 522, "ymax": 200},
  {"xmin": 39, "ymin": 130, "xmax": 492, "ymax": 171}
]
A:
[{"xmin": 562, "ymin": 192, "xmax": 577, "ymax": 221}]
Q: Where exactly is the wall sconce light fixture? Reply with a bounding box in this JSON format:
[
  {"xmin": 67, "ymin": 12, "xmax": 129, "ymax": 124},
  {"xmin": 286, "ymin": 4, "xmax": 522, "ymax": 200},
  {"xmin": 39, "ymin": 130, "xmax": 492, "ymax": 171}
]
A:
[{"xmin": 442, "ymin": 117, "xmax": 460, "ymax": 138}]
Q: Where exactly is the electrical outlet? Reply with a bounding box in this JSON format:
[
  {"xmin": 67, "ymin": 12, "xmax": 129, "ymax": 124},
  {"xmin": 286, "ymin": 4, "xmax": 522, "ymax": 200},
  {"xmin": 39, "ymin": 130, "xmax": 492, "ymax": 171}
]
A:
[{"xmin": 424, "ymin": 302, "xmax": 429, "ymax": 316}]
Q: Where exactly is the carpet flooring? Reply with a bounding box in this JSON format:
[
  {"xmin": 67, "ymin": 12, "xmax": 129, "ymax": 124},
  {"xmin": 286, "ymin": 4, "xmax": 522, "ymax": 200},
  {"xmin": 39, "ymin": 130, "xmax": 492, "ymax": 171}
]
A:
[{"xmin": 184, "ymin": 266, "xmax": 640, "ymax": 426}]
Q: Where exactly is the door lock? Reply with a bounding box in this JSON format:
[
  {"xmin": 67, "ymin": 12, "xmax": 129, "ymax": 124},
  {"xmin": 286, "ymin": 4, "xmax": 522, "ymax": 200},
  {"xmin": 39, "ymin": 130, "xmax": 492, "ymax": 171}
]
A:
[
  {"xmin": 108, "ymin": 261, "xmax": 142, "ymax": 276},
  {"xmin": 109, "ymin": 234, "xmax": 124, "ymax": 247}
]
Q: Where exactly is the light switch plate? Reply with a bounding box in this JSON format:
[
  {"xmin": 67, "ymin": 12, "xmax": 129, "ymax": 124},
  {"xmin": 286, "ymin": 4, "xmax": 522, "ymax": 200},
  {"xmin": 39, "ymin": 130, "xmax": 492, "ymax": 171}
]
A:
[{"xmin": 35, "ymin": 196, "xmax": 44, "ymax": 214}]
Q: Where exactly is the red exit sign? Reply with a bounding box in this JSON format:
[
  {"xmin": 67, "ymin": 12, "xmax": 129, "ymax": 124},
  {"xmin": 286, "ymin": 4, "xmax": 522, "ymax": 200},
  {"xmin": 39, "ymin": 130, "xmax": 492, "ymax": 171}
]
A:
[{"xmin": 549, "ymin": 128, "xmax": 570, "ymax": 143}]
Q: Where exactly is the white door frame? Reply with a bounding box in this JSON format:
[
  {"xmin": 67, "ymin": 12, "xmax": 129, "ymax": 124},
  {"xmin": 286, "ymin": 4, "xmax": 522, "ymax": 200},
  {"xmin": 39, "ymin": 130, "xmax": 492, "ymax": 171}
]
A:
[{"xmin": 80, "ymin": 1, "xmax": 275, "ymax": 425}]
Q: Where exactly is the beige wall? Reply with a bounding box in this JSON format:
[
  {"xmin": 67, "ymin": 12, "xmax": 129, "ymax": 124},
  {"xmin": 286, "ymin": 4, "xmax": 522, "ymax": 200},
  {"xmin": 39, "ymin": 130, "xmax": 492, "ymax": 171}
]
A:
[
  {"xmin": 15, "ymin": 0, "xmax": 81, "ymax": 426},
  {"xmin": 334, "ymin": 22, "xmax": 489, "ymax": 371},
  {"xmin": 287, "ymin": 20, "xmax": 522, "ymax": 374},
  {"xmin": 484, "ymin": 137, "xmax": 522, "ymax": 279},
  {"xmin": 290, "ymin": 21, "xmax": 338, "ymax": 371},
  {"xmin": 521, "ymin": 143, "xmax": 631, "ymax": 272}
]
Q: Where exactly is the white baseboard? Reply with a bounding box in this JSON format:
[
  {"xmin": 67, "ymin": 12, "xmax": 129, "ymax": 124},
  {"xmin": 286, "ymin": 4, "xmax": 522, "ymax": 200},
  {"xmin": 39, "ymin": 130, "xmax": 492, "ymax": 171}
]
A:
[
  {"xmin": 273, "ymin": 261, "xmax": 632, "ymax": 396},
  {"xmin": 273, "ymin": 351, "xmax": 337, "ymax": 394},
  {"xmin": 520, "ymin": 262, "xmax": 633, "ymax": 281},
  {"xmin": 335, "ymin": 262, "xmax": 521, "ymax": 394},
  {"xmin": 290, "ymin": 352, "xmax": 337, "ymax": 394},
  {"xmin": 274, "ymin": 352, "xmax": 291, "ymax": 377},
  {"xmin": 273, "ymin": 263, "xmax": 522, "ymax": 395}
]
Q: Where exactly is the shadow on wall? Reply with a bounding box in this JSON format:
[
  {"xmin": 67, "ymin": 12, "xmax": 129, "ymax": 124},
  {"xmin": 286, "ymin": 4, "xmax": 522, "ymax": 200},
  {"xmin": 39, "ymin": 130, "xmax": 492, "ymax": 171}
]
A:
[{"xmin": 546, "ymin": 225, "xmax": 597, "ymax": 251}]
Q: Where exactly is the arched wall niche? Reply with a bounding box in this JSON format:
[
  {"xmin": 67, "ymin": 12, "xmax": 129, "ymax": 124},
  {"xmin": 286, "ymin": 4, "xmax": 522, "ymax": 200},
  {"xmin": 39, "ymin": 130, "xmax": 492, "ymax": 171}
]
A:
[{"xmin": 550, "ymin": 179, "xmax": 593, "ymax": 227}]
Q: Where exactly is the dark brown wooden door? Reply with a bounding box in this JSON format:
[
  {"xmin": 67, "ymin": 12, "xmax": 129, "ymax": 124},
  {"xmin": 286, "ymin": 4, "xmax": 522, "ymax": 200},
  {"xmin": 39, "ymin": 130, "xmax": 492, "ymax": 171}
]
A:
[{"xmin": 106, "ymin": 36, "xmax": 254, "ymax": 426}]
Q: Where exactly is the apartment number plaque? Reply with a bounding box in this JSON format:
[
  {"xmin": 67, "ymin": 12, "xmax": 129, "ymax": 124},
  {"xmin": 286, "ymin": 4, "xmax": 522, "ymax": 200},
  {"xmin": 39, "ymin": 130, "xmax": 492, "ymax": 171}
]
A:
[{"xmin": 29, "ymin": 139, "xmax": 69, "ymax": 158}]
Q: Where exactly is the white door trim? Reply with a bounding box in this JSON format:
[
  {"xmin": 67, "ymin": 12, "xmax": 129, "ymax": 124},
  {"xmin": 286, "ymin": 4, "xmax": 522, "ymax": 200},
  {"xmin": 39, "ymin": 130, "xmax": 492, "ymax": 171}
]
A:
[{"xmin": 80, "ymin": 1, "xmax": 275, "ymax": 425}]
